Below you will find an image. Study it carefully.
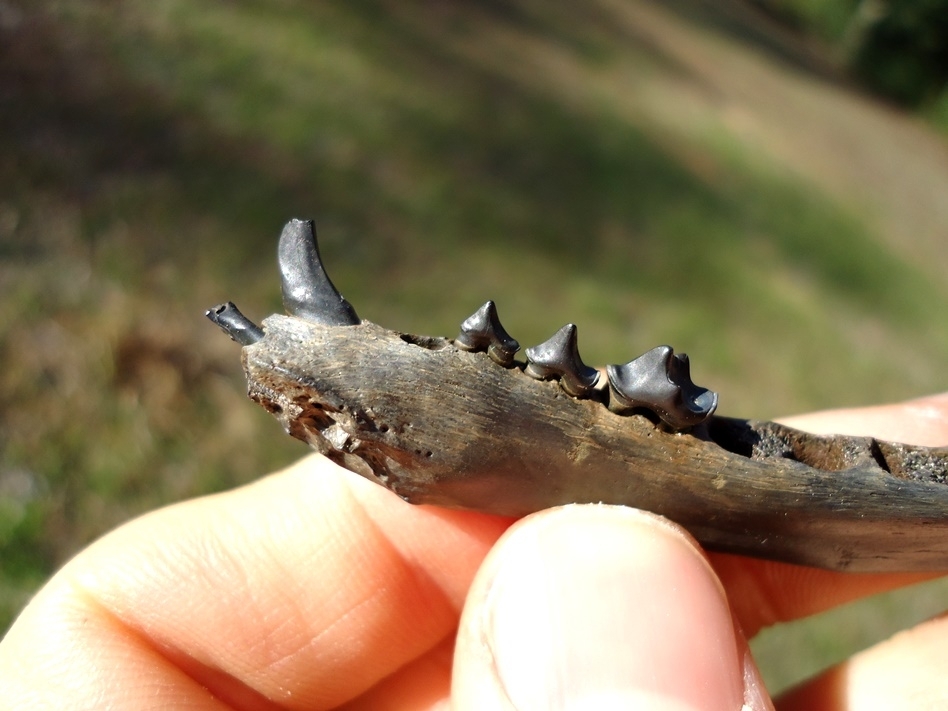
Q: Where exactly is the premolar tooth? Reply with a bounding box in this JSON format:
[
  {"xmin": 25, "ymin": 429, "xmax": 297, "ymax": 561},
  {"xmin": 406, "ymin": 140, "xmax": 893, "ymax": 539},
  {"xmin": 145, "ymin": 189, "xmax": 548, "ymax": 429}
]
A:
[
  {"xmin": 524, "ymin": 324, "xmax": 600, "ymax": 398},
  {"xmin": 455, "ymin": 300, "xmax": 520, "ymax": 366},
  {"xmin": 278, "ymin": 218, "xmax": 360, "ymax": 326},
  {"xmin": 606, "ymin": 345, "xmax": 718, "ymax": 430}
]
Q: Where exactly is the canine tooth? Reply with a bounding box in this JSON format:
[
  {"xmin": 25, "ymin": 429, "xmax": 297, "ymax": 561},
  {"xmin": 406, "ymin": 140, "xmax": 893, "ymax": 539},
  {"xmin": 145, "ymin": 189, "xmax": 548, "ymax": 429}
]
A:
[
  {"xmin": 205, "ymin": 302, "xmax": 264, "ymax": 345},
  {"xmin": 455, "ymin": 300, "xmax": 520, "ymax": 366},
  {"xmin": 524, "ymin": 324, "xmax": 600, "ymax": 398},
  {"xmin": 606, "ymin": 346, "xmax": 718, "ymax": 430},
  {"xmin": 278, "ymin": 219, "xmax": 360, "ymax": 326}
]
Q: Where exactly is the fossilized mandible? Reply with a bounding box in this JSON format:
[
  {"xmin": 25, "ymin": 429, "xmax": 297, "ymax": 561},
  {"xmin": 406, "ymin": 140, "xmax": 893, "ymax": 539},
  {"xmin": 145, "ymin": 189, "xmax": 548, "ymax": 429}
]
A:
[{"xmin": 208, "ymin": 219, "xmax": 948, "ymax": 573}]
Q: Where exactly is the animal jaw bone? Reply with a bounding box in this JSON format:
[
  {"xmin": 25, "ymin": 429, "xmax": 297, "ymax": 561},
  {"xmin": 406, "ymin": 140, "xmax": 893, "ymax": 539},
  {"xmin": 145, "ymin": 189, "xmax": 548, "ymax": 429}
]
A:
[{"xmin": 208, "ymin": 219, "xmax": 948, "ymax": 573}]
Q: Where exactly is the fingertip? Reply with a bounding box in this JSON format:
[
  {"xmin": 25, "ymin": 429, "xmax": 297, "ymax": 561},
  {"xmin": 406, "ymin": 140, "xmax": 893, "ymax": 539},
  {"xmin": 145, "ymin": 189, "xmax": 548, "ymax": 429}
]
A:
[
  {"xmin": 777, "ymin": 392, "xmax": 948, "ymax": 447},
  {"xmin": 776, "ymin": 613, "xmax": 948, "ymax": 711},
  {"xmin": 452, "ymin": 505, "xmax": 770, "ymax": 710}
]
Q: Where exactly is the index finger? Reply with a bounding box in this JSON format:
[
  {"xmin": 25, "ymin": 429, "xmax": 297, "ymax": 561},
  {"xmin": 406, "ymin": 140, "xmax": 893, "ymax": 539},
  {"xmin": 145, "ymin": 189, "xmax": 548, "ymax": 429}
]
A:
[
  {"xmin": 1, "ymin": 455, "xmax": 512, "ymax": 710},
  {"xmin": 710, "ymin": 392, "xmax": 948, "ymax": 636}
]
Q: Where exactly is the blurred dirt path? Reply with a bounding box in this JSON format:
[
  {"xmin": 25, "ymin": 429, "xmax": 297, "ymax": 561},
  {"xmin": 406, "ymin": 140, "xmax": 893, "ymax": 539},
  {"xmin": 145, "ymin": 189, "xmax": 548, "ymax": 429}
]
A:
[
  {"xmin": 425, "ymin": 0, "xmax": 948, "ymax": 282},
  {"xmin": 609, "ymin": 0, "xmax": 948, "ymax": 282}
]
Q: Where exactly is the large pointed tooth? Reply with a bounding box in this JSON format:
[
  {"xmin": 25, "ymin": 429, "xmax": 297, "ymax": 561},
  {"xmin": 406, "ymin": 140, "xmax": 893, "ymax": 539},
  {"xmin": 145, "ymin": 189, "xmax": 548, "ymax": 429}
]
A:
[
  {"xmin": 205, "ymin": 302, "xmax": 264, "ymax": 345},
  {"xmin": 455, "ymin": 300, "xmax": 520, "ymax": 366},
  {"xmin": 278, "ymin": 219, "xmax": 360, "ymax": 326},
  {"xmin": 606, "ymin": 345, "xmax": 718, "ymax": 430},
  {"xmin": 524, "ymin": 324, "xmax": 600, "ymax": 398}
]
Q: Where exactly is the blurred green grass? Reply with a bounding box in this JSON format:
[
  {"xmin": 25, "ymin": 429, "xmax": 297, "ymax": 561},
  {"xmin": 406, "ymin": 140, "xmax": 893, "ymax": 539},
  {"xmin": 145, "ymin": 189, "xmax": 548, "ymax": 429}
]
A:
[{"xmin": 1, "ymin": 0, "xmax": 947, "ymax": 696}]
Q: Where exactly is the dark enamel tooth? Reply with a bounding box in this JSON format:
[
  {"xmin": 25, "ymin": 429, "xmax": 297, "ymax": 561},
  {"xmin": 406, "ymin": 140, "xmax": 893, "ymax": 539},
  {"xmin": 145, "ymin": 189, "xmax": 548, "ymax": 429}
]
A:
[
  {"xmin": 606, "ymin": 345, "xmax": 718, "ymax": 430},
  {"xmin": 205, "ymin": 302, "xmax": 265, "ymax": 345},
  {"xmin": 455, "ymin": 300, "xmax": 520, "ymax": 366},
  {"xmin": 278, "ymin": 219, "xmax": 360, "ymax": 326},
  {"xmin": 524, "ymin": 324, "xmax": 600, "ymax": 398}
]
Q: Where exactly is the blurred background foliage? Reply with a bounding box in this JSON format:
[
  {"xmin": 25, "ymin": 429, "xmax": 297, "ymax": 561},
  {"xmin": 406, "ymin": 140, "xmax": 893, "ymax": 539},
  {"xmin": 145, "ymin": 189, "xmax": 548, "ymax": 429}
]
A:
[
  {"xmin": 754, "ymin": 0, "xmax": 948, "ymax": 121},
  {"xmin": 1, "ymin": 0, "xmax": 947, "ymax": 696}
]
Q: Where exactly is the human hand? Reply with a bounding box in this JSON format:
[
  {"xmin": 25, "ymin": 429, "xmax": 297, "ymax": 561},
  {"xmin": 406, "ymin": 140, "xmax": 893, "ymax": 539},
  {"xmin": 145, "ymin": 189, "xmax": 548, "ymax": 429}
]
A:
[{"xmin": 1, "ymin": 394, "xmax": 946, "ymax": 710}]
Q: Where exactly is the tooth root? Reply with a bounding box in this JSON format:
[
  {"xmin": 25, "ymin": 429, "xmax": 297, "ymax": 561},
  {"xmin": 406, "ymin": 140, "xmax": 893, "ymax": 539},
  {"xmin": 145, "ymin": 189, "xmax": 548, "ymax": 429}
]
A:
[
  {"xmin": 278, "ymin": 219, "xmax": 360, "ymax": 326},
  {"xmin": 606, "ymin": 345, "xmax": 718, "ymax": 430},
  {"xmin": 524, "ymin": 324, "xmax": 600, "ymax": 398},
  {"xmin": 205, "ymin": 302, "xmax": 264, "ymax": 345},
  {"xmin": 455, "ymin": 300, "xmax": 520, "ymax": 366}
]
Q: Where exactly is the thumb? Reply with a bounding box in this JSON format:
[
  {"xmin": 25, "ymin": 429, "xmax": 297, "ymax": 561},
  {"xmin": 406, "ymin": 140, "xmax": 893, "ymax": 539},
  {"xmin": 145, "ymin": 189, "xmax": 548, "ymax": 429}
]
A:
[{"xmin": 451, "ymin": 505, "xmax": 772, "ymax": 711}]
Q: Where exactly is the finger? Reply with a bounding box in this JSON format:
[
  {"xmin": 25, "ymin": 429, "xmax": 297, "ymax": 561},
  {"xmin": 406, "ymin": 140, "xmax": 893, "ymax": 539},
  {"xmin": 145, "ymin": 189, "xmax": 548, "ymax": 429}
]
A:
[
  {"xmin": 709, "ymin": 393, "xmax": 948, "ymax": 635},
  {"xmin": 335, "ymin": 634, "xmax": 455, "ymax": 711},
  {"xmin": 776, "ymin": 613, "xmax": 948, "ymax": 710},
  {"xmin": 452, "ymin": 505, "xmax": 773, "ymax": 711},
  {"xmin": 0, "ymin": 455, "xmax": 512, "ymax": 710},
  {"xmin": 709, "ymin": 555, "xmax": 933, "ymax": 638},
  {"xmin": 778, "ymin": 391, "xmax": 948, "ymax": 447}
]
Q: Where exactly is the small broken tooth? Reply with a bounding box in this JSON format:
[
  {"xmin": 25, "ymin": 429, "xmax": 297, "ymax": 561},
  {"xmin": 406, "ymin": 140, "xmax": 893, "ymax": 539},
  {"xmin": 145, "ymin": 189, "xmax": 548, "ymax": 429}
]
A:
[
  {"xmin": 524, "ymin": 324, "xmax": 600, "ymax": 398},
  {"xmin": 205, "ymin": 302, "xmax": 265, "ymax": 345},
  {"xmin": 455, "ymin": 300, "xmax": 520, "ymax": 366},
  {"xmin": 278, "ymin": 219, "xmax": 360, "ymax": 326},
  {"xmin": 606, "ymin": 345, "xmax": 718, "ymax": 430}
]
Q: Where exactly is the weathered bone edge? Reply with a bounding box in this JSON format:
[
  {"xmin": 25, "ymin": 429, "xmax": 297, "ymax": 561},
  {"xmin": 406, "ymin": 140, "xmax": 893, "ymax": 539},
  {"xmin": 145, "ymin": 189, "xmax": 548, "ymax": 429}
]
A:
[{"xmin": 210, "ymin": 220, "xmax": 948, "ymax": 573}]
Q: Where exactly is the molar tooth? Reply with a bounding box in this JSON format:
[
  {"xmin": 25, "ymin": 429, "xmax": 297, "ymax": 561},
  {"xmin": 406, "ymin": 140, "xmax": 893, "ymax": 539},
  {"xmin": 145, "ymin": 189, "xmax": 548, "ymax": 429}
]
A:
[
  {"xmin": 278, "ymin": 219, "xmax": 360, "ymax": 326},
  {"xmin": 524, "ymin": 324, "xmax": 600, "ymax": 398},
  {"xmin": 455, "ymin": 300, "xmax": 520, "ymax": 366},
  {"xmin": 606, "ymin": 345, "xmax": 718, "ymax": 430}
]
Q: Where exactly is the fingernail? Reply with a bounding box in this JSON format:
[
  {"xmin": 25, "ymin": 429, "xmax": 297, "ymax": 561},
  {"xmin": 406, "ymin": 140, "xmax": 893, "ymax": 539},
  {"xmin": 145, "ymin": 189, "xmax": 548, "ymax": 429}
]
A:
[{"xmin": 481, "ymin": 506, "xmax": 747, "ymax": 711}]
